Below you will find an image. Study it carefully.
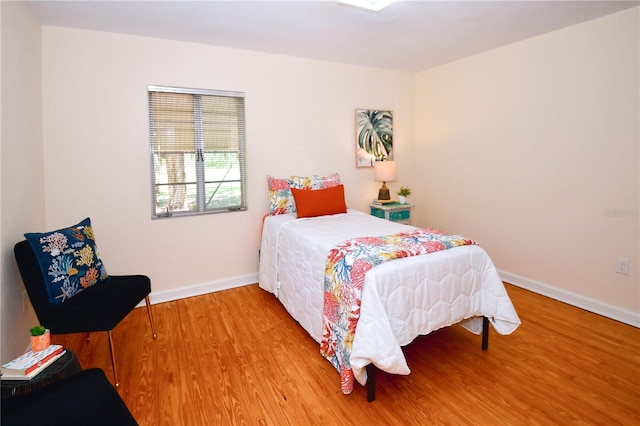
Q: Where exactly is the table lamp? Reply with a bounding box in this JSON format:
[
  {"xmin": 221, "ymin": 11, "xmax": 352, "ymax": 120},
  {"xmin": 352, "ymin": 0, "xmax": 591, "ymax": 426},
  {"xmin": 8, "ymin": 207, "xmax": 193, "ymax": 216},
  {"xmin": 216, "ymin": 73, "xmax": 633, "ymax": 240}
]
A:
[{"xmin": 373, "ymin": 160, "xmax": 397, "ymax": 200}]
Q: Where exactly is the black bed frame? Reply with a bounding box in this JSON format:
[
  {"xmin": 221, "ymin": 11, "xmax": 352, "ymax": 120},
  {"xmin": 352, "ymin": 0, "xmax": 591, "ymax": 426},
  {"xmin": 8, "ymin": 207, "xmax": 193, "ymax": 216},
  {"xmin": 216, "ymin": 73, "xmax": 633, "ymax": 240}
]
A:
[{"xmin": 365, "ymin": 316, "xmax": 490, "ymax": 402}]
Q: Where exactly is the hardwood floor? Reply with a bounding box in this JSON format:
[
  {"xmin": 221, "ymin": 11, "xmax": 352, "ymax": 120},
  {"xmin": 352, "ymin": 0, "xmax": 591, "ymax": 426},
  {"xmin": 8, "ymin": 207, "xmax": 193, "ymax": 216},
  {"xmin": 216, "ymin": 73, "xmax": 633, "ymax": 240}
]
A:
[{"xmin": 51, "ymin": 283, "xmax": 639, "ymax": 425}]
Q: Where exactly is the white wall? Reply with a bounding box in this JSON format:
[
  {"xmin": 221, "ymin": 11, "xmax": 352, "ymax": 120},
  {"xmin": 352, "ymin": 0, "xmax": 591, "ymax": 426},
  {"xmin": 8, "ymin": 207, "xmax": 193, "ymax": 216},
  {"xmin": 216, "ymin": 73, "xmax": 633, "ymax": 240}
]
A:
[
  {"xmin": 414, "ymin": 7, "xmax": 639, "ymax": 323},
  {"xmin": 1, "ymin": 0, "xmax": 45, "ymax": 361},
  {"xmin": 40, "ymin": 27, "xmax": 415, "ymax": 300}
]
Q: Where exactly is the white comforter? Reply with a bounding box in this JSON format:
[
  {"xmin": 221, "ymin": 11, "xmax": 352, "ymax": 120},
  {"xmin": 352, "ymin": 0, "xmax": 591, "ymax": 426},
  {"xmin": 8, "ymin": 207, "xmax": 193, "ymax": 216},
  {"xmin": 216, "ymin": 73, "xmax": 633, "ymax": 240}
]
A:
[{"xmin": 258, "ymin": 209, "xmax": 520, "ymax": 385}]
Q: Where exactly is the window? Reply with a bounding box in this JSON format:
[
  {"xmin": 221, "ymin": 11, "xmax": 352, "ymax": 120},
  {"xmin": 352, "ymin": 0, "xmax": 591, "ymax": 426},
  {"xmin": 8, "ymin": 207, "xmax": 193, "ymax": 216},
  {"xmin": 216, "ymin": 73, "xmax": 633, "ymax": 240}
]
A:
[{"xmin": 148, "ymin": 85, "xmax": 246, "ymax": 219}]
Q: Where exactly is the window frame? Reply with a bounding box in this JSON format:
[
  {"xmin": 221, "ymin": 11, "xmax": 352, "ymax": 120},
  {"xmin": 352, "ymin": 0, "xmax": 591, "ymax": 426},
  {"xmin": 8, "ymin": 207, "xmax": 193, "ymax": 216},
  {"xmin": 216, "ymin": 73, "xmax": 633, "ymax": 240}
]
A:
[{"xmin": 148, "ymin": 85, "xmax": 247, "ymax": 219}]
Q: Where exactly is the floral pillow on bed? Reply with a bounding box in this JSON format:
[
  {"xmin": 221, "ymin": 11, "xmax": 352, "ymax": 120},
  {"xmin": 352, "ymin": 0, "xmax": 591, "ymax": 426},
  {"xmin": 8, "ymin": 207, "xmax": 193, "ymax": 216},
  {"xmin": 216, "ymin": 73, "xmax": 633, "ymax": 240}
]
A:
[
  {"xmin": 267, "ymin": 173, "xmax": 341, "ymax": 215},
  {"xmin": 267, "ymin": 176, "xmax": 295, "ymax": 216},
  {"xmin": 290, "ymin": 173, "xmax": 341, "ymax": 190}
]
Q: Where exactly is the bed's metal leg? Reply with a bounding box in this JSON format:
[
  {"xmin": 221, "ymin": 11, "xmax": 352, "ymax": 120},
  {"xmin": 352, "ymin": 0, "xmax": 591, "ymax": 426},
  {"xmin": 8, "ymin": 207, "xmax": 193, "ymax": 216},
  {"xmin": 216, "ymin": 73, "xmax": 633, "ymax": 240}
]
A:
[
  {"xmin": 482, "ymin": 316, "xmax": 489, "ymax": 350},
  {"xmin": 366, "ymin": 364, "xmax": 376, "ymax": 402}
]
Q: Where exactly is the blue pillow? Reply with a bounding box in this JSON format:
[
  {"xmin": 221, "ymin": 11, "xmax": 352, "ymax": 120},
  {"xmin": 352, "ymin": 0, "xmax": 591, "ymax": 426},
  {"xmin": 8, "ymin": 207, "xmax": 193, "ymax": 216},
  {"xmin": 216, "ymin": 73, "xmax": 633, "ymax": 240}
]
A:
[{"xmin": 24, "ymin": 218, "xmax": 109, "ymax": 305}]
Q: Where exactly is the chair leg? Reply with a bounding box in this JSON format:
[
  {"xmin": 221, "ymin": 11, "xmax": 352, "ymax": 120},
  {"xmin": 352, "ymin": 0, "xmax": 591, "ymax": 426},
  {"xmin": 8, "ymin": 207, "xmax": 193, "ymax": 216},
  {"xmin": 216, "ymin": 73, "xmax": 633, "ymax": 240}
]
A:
[
  {"xmin": 145, "ymin": 295, "xmax": 157, "ymax": 339},
  {"xmin": 107, "ymin": 330, "xmax": 119, "ymax": 387}
]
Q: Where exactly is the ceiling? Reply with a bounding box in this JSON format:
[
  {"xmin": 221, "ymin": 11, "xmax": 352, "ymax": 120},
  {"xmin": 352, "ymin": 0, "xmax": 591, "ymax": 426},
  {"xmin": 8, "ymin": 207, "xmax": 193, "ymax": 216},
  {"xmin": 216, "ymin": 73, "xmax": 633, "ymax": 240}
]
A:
[{"xmin": 24, "ymin": 0, "xmax": 639, "ymax": 72}]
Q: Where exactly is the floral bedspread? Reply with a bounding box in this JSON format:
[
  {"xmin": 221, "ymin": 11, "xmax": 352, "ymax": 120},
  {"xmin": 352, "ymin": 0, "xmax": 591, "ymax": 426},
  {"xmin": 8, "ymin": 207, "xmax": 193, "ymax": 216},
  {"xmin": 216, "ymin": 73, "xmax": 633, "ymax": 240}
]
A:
[{"xmin": 320, "ymin": 228, "xmax": 477, "ymax": 394}]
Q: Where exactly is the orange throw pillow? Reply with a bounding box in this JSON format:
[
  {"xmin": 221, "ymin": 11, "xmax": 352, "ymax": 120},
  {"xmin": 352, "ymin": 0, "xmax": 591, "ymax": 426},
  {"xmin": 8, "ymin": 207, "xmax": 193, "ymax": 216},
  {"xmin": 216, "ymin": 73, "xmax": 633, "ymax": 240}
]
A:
[{"xmin": 291, "ymin": 184, "xmax": 347, "ymax": 218}]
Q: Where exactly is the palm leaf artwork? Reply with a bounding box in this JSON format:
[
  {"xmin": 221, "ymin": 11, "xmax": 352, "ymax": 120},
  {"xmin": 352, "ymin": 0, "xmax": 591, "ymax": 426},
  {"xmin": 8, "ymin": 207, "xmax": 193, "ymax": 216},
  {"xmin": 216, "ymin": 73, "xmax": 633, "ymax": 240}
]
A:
[{"xmin": 357, "ymin": 110, "xmax": 393, "ymax": 164}]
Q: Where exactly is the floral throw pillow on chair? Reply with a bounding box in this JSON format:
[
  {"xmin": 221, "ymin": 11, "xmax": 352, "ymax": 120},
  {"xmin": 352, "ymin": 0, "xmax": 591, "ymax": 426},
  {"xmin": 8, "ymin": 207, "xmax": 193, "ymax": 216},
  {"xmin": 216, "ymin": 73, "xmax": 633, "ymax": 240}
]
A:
[{"xmin": 24, "ymin": 217, "xmax": 109, "ymax": 305}]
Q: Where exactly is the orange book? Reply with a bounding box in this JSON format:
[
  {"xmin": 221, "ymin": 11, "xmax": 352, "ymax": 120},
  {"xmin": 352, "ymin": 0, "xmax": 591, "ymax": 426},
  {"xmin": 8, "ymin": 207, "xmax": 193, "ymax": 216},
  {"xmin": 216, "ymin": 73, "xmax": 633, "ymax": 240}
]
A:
[{"xmin": 1, "ymin": 345, "xmax": 65, "ymax": 380}]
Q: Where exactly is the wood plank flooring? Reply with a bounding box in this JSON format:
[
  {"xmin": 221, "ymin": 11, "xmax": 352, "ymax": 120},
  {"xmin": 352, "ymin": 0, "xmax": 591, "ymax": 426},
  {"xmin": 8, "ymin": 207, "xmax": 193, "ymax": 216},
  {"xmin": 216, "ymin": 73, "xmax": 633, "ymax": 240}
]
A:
[{"xmin": 51, "ymin": 283, "xmax": 640, "ymax": 425}]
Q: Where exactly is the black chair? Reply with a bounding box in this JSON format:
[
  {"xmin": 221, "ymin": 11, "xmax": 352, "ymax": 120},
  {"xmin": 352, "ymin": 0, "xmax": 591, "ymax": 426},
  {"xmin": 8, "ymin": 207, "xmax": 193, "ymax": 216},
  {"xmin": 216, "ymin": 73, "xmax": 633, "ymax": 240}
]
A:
[
  {"xmin": 14, "ymin": 240, "xmax": 157, "ymax": 387},
  {"xmin": 1, "ymin": 368, "xmax": 138, "ymax": 426}
]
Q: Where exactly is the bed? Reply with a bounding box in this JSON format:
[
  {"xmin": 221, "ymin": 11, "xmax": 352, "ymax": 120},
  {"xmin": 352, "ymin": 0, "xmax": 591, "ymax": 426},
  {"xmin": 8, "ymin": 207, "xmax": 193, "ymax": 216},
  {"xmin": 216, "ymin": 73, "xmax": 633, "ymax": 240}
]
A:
[{"xmin": 259, "ymin": 175, "xmax": 520, "ymax": 400}]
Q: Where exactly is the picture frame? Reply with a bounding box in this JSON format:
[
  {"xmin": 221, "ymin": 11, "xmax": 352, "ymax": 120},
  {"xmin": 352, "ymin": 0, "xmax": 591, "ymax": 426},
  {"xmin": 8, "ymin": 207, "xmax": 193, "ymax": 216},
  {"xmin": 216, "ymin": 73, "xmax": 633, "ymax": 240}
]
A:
[{"xmin": 355, "ymin": 109, "xmax": 393, "ymax": 168}]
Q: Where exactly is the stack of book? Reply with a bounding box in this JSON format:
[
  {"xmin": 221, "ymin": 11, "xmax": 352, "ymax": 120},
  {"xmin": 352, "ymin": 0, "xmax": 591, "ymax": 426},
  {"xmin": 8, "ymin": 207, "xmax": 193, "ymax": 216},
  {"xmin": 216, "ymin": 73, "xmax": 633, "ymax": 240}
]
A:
[
  {"xmin": 1, "ymin": 344, "xmax": 65, "ymax": 380},
  {"xmin": 372, "ymin": 199, "xmax": 398, "ymax": 205}
]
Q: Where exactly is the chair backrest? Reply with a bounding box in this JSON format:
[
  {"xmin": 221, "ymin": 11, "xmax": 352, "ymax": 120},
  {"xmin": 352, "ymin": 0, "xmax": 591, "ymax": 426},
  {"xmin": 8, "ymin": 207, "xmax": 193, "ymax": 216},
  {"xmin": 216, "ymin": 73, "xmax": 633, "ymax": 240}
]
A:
[{"xmin": 14, "ymin": 240, "xmax": 57, "ymax": 326}]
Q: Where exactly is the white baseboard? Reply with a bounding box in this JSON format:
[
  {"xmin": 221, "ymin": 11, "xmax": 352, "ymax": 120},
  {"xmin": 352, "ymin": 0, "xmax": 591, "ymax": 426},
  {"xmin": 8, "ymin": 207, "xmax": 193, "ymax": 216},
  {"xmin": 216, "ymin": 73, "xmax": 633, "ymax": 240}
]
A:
[
  {"xmin": 140, "ymin": 270, "xmax": 639, "ymax": 328},
  {"xmin": 498, "ymin": 270, "xmax": 640, "ymax": 328},
  {"xmin": 137, "ymin": 273, "xmax": 258, "ymax": 307}
]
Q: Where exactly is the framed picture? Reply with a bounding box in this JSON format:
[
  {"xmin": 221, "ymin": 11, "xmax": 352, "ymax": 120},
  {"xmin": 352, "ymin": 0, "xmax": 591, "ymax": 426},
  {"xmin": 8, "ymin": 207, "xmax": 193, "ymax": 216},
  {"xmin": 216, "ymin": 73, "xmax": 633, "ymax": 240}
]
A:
[{"xmin": 355, "ymin": 109, "xmax": 393, "ymax": 168}]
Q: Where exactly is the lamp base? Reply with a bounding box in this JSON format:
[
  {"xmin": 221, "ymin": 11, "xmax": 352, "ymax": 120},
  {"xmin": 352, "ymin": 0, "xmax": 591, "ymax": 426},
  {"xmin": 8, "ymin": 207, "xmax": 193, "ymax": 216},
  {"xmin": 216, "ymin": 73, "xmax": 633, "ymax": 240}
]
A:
[{"xmin": 377, "ymin": 182, "xmax": 391, "ymax": 201}]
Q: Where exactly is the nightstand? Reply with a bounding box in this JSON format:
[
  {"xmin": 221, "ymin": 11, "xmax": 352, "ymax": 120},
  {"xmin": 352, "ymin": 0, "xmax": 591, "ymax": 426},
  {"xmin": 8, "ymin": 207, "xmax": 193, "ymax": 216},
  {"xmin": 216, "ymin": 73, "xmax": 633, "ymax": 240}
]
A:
[{"xmin": 370, "ymin": 203, "xmax": 414, "ymax": 225}]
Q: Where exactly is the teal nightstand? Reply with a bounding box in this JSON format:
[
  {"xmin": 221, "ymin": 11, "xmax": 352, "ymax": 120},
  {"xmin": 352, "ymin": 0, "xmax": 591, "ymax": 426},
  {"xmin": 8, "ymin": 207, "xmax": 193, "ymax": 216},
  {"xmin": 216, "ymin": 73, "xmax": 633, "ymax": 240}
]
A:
[{"xmin": 370, "ymin": 203, "xmax": 414, "ymax": 225}]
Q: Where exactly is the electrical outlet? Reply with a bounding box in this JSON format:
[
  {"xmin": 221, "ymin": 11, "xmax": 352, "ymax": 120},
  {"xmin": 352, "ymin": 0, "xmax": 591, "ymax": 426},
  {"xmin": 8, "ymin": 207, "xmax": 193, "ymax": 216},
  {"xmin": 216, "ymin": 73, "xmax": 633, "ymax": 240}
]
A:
[{"xmin": 616, "ymin": 257, "xmax": 630, "ymax": 275}]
